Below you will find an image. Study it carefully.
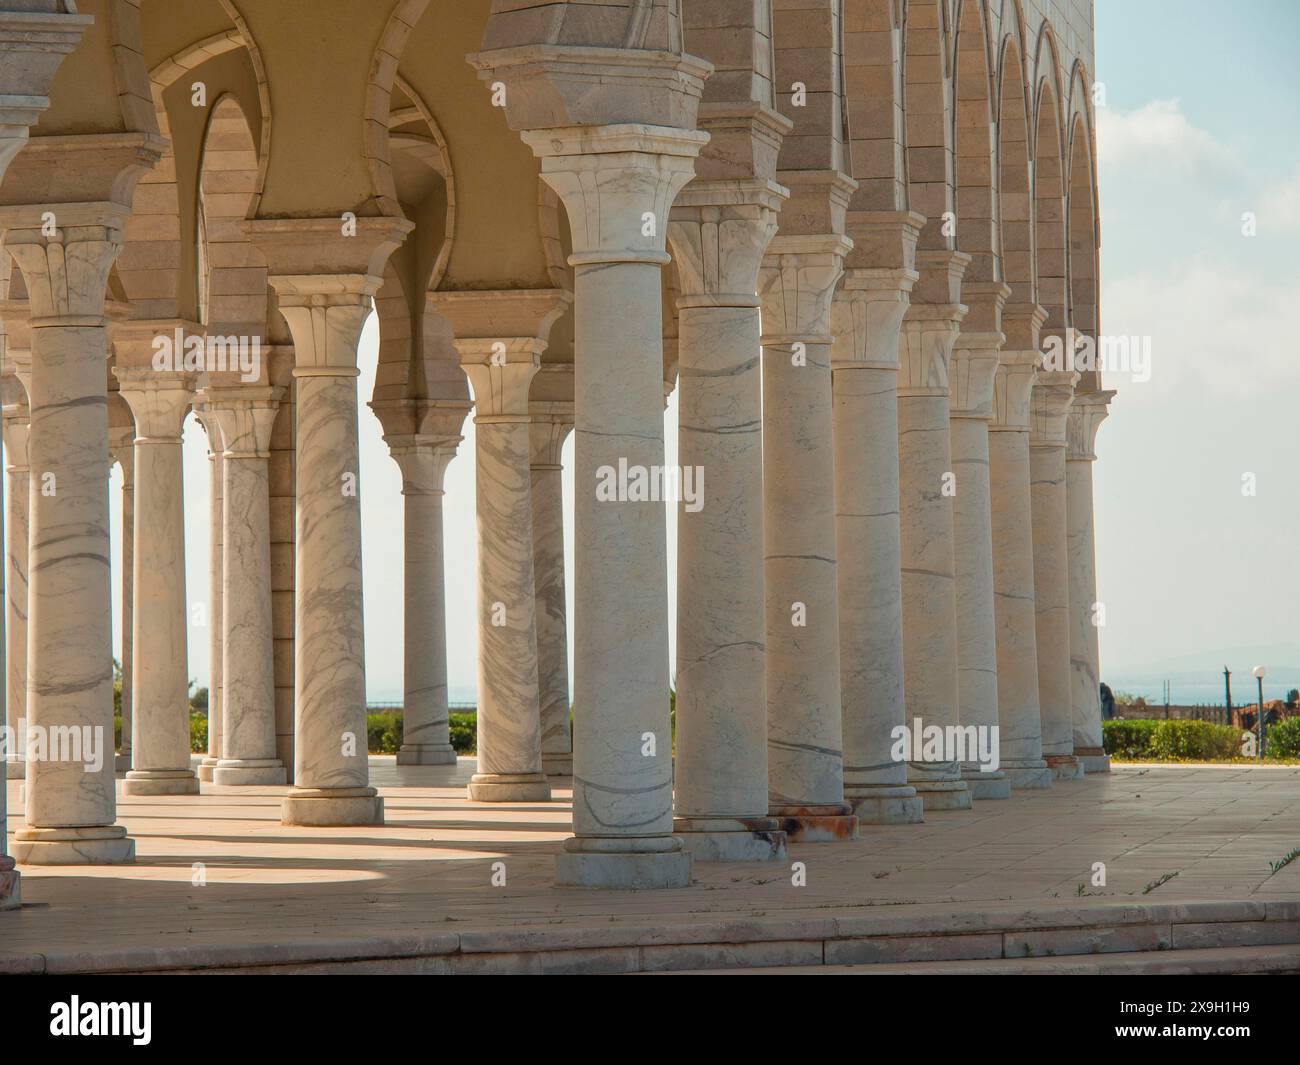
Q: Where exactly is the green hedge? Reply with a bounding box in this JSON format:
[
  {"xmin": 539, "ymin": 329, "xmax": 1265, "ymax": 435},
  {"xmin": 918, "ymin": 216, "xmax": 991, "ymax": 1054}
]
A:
[
  {"xmin": 1103, "ymin": 719, "xmax": 1242, "ymax": 761},
  {"xmin": 1266, "ymin": 716, "xmax": 1300, "ymax": 759},
  {"xmin": 366, "ymin": 711, "xmax": 476, "ymax": 755}
]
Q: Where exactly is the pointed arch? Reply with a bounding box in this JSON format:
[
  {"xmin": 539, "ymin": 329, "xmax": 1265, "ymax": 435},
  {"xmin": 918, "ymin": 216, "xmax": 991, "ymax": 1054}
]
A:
[
  {"xmin": 995, "ymin": 27, "xmax": 1033, "ymax": 307},
  {"xmin": 844, "ymin": 0, "xmax": 907, "ymax": 210},
  {"xmin": 1066, "ymin": 61, "xmax": 1099, "ymax": 388},
  {"xmin": 1032, "ymin": 60, "xmax": 1068, "ymax": 330}
]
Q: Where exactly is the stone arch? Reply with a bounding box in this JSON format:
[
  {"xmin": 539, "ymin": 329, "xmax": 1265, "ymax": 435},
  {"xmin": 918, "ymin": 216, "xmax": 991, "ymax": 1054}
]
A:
[
  {"xmin": 389, "ymin": 74, "xmax": 456, "ymax": 294},
  {"xmin": 902, "ymin": 0, "xmax": 956, "ymax": 250},
  {"xmin": 372, "ymin": 258, "xmax": 414, "ymax": 406},
  {"xmin": 197, "ymin": 93, "xmax": 267, "ymax": 344},
  {"xmin": 216, "ymin": 1, "xmax": 273, "ymax": 217},
  {"xmin": 1032, "ymin": 37, "xmax": 1068, "ymax": 330},
  {"xmin": 995, "ymin": 27, "xmax": 1033, "ymax": 307},
  {"xmin": 1066, "ymin": 62, "xmax": 1099, "ymax": 388},
  {"xmin": 844, "ymin": 0, "xmax": 908, "ymax": 210},
  {"xmin": 952, "ymin": 0, "xmax": 999, "ymax": 282},
  {"xmin": 365, "ymin": 0, "xmax": 435, "ymax": 218}
]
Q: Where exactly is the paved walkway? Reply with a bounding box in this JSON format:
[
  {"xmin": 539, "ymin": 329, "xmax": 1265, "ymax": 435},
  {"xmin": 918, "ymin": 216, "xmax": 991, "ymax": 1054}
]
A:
[{"xmin": 3, "ymin": 762, "xmax": 1299, "ymax": 970}]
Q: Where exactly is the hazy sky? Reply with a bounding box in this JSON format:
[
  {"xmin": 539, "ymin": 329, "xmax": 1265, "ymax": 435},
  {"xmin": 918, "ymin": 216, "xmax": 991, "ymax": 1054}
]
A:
[{"xmin": 74, "ymin": 1, "xmax": 1300, "ymax": 704}]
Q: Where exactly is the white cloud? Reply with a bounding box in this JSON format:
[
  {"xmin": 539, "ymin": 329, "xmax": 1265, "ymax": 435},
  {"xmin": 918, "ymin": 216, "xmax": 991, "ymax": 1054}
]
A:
[
  {"xmin": 1258, "ymin": 163, "xmax": 1300, "ymax": 232},
  {"xmin": 1097, "ymin": 99, "xmax": 1237, "ymax": 180}
]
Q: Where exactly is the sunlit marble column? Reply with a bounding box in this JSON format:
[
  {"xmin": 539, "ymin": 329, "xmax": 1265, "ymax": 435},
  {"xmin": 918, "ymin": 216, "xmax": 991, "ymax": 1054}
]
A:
[
  {"xmin": 2, "ymin": 373, "xmax": 29, "ymax": 781},
  {"xmin": 831, "ymin": 210, "xmax": 924, "ymax": 824},
  {"xmin": 759, "ymin": 207, "xmax": 859, "ymax": 842},
  {"xmin": 897, "ymin": 251, "xmax": 972, "ymax": 810},
  {"xmin": 106, "ymin": 418, "xmax": 136, "ymax": 774},
  {"xmin": 668, "ymin": 177, "xmax": 788, "ymax": 861},
  {"xmin": 988, "ymin": 304, "xmax": 1053, "ymax": 788},
  {"xmin": 191, "ymin": 406, "xmax": 223, "ymax": 783},
  {"xmin": 948, "ymin": 282, "xmax": 1012, "ymax": 799},
  {"xmin": 0, "ymin": 7, "xmax": 96, "ymax": 888},
  {"xmin": 209, "ymin": 388, "xmax": 287, "ymax": 785},
  {"xmin": 436, "ymin": 290, "xmax": 569, "ymax": 802},
  {"xmin": 1031, "ymin": 353, "xmax": 1084, "ymax": 780},
  {"xmin": 6, "ymin": 209, "xmax": 139, "ymax": 864},
  {"xmin": 528, "ymin": 386, "xmax": 574, "ymax": 777},
  {"xmin": 1067, "ymin": 388, "xmax": 1115, "ymax": 773},
  {"xmin": 115, "ymin": 353, "xmax": 199, "ymax": 796},
  {"xmin": 521, "ymin": 124, "xmax": 706, "ymax": 887},
  {"xmin": 372, "ymin": 398, "xmax": 467, "ymax": 767}
]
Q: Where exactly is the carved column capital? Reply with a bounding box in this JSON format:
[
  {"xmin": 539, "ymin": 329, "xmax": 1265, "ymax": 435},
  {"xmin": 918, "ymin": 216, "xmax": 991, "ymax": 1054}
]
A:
[
  {"xmin": 1029, "ymin": 370, "xmax": 1082, "ymax": 447},
  {"xmin": 831, "ymin": 266, "xmax": 917, "ymax": 371},
  {"xmin": 1067, "ymin": 389, "xmax": 1117, "ymax": 461},
  {"xmin": 950, "ymin": 281, "xmax": 1012, "ymax": 418},
  {"xmin": 668, "ymin": 179, "xmax": 785, "ymax": 304},
  {"xmin": 759, "ymin": 234, "xmax": 853, "ymax": 343}
]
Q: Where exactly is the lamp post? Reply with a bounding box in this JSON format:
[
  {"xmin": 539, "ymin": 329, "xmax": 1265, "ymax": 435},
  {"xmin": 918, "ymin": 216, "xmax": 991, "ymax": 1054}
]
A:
[{"xmin": 1252, "ymin": 665, "xmax": 1266, "ymax": 759}]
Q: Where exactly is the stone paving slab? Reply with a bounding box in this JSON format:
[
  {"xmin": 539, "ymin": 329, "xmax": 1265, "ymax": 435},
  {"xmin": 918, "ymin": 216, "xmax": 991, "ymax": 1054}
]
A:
[{"xmin": 3, "ymin": 762, "xmax": 1299, "ymax": 973}]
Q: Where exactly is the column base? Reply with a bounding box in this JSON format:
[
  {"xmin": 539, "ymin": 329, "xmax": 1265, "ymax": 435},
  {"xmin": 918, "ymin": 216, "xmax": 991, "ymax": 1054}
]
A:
[
  {"xmin": 1076, "ymin": 747, "xmax": 1111, "ymax": 773},
  {"xmin": 846, "ymin": 784, "xmax": 924, "ymax": 824},
  {"xmin": 555, "ymin": 837, "xmax": 691, "ymax": 889},
  {"xmin": 1005, "ymin": 763, "xmax": 1054, "ymax": 789},
  {"xmin": 769, "ymin": 803, "xmax": 859, "ymax": 842},
  {"xmin": 197, "ymin": 756, "xmax": 218, "ymax": 783},
  {"xmin": 541, "ymin": 752, "xmax": 573, "ymax": 777},
  {"xmin": 122, "ymin": 768, "xmax": 200, "ymax": 796},
  {"xmin": 282, "ymin": 787, "xmax": 384, "ymax": 826},
  {"xmin": 213, "ymin": 759, "xmax": 287, "ymax": 786},
  {"xmin": 911, "ymin": 779, "xmax": 973, "ymax": 811},
  {"xmin": 0, "ymin": 856, "xmax": 18, "ymax": 909},
  {"xmin": 964, "ymin": 768, "xmax": 1011, "ymax": 800},
  {"xmin": 114, "ymin": 753, "xmax": 131, "ymax": 774},
  {"xmin": 672, "ymin": 816, "xmax": 788, "ymax": 861},
  {"xmin": 12, "ymin": 824, "xmax": 135, "ymax": 865},
  {"xmin": 6, "ymin": 760, "xmax": 25, "ymax": 780},
  {"xmin": 1045, "ymin": 754, "xmax": 1084, "ymax": 780},
  {"xmin": 467, "ymin": 772, "xmax": 551, "ymax": 803},
  {"xmin": 396, "ymin": 744, "xmax": 458, "ymax": 766}
]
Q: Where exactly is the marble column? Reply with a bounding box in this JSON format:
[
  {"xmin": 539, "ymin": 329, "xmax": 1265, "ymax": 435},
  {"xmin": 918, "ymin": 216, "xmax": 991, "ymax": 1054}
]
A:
[
  {"xmin": 1031, "ymin": 355, "xmax": 1084, "ymax": 780},
  {"xmin": 3, "ymin": 379, "xmax": 29, "ymax": 781},
  {"xmin": 521, "ymin": 124, "xmax": 706, "ymax": 888},
  {"xmin": 988, "ymin": 304, "xmax": 1053, "ymax": 788},
  {"xmin": 948, "ymin": 282, "xmax": 1012, "ymax": 799},
  {"xmin": 371, "ymin": 398, "xmax": 466, "ymax": 767},
  {"xmin": 897, "ymin": 251, "xmax": 972, "ymax": 810},
  {"xmin": 759, "ymin": 223, "xmax": 859, "ymax": 842},
  {"xmin": 1067, "ymin": 388, "xmax": 1115, "ymax": 773},
  {"xmin": 209, "ymin": 388, "xmax": 287, "ymax": 785},
  {"xmin": 191, "ymin": 408, "xmax": 223, "ymax": 783},
  {"xmin": 5, "ymin": 211, "xmax": 137, "ymax": 864},
  {"xmin": 528, "ymin": 396, "xmax": 574, "ymax": 777},
  {"xmin": 831, "ymin": 210, "xmax": 924, "ymax": 824},
  {"xmin": 668, "ymin": 179, "xmax": 788, "ymax": 861},
  {"xmin": 115, "ymin": 359, "xmax": 199, "ymax": 796},
  {"xmin": 0, "ymin": 6, "xmax": 96, "ymax": 889},
  {"xmin": 438, "ymin": 290, "xmax": 570, "ymax": 803},
  {"xmin": 106, "ymin": 422, "xmax": 136, "ymax": 774}
]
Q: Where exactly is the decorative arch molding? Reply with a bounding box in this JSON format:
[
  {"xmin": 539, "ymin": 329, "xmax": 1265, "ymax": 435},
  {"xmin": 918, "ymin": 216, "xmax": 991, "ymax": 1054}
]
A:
[
  {"xmin": 365, "ymin": 0, "xmax": 435, "ymax": 218},
  {"xmin": 217, "ymin": 0, "xmax": 273, "ymax": 217},
  {"xmin": 952, "ymin": 0, "xmax": 1000, "ymax": 282},
  {"xmin": 389, "ymin": 73, "xmax": 456, "ymax": 294},
  {"xmin": 1031, "ymin": 16, "xmax": 1067, "ymax": 167},
  {"xmin": 1032, "ymin": 66, "xmax": 1068, "ymax": 329},
  {"xmin": 995, "ymin": 27, "xmax": 1034, "ymax": 307}
]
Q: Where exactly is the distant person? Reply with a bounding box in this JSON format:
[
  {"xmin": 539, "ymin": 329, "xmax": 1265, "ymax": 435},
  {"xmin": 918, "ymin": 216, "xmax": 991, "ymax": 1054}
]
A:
[{"xmin": 1099, "ymin": 682, "xmax": 1116, "ymax": 721}]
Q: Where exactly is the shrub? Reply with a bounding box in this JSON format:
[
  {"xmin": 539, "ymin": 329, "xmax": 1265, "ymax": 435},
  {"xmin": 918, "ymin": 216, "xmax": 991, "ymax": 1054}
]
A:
[
  {"xmin": 1266, "ymin": 716, "xmax": 1300, "ymax": 760},
  {"xmin": 1102, "ymin": 719, "xmax": 1159, "ymax": 759},
  {"xmin": 1104, "ymin": 719, "xmax": 1242, "ymax": 761},
  {"xmin": 448, "ymin": 712, "xmax": 476, "ymax": 754},
  {"xmin": 190, "ymin": 712, "xmax": 208, "ymax": 753},
  {"xmin": 363, "ymin": 711, "xmax": 477, "ymax": 755}
]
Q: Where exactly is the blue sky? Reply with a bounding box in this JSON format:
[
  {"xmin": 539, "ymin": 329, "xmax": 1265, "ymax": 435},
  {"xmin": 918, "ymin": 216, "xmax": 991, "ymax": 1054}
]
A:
[{"xmin": 86, "ymin": 1, "xmax": 1300, "ymax": 703}]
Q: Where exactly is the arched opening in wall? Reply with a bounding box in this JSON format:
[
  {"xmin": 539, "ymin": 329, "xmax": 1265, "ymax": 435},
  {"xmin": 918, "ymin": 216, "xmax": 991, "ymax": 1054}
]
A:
[
  {"xmin": 1033, "ymin": 75, "xmax": 1068, "ymax": 331},
  {"xmin": 902, "ymin": 0, "xmax": 955, "ymax": 251},
  {"xmin": 843, "ymin": 0, "xmax": 908, "ymax": 211},
  {"xmin": 996, "ymin": 33, "xmax": 1034, "ymax": 309},
  {"xmin": 953, "ymin": 0, "xmax": 1000, "ymax": 283},
  {"xmin": 1067, "ymin": 109, "xmax": 1100, "ymax": 390}
]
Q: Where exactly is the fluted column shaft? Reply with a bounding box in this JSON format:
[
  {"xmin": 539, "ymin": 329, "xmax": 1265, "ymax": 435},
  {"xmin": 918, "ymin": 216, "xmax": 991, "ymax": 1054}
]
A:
[
  {"xmin": 6, "ymin": 216, "xmax": 136, "ymax": 864},
  {"xmin": 4, "ymin": 407, "xmax": 29, "ymax": 781},
  {"xmin": 897, "ymin": 251, "xmax": 972, "ymax": 811},
  {"xmin": 829, "ymin": 247, "xmax": 922, "ymax": 824},
  {"xmin": 521, "ymin": 124, "xmax": 706, "ymax": 888},
  {"xmin": 528, "ymin": 408, "xmax": 573, "ymax": 776},
  {"xmin": 668, "ymin": 184, "xmax": 788, "ymax": 861},
  {"xmin": 1067, "ymin": 389, "xmax": 1115, "ymax": 772},
  {"xmin": 759, "ymin": 233, "xmax": 858, "ymax": 841},
  {"xmin": 116, "ymin": 367, "xmax": 198, "ymax": 796},
  {"xmin": 948, "ymin": 281, "xmax": 1012, "ymax": 799},
  {"xmin": 1031, "ymin": 365, "xmax": 1083, "ymax": 779},
  {"xmin": 209, "ymin": 389, "xmax": 286, "ymax": 785}
]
